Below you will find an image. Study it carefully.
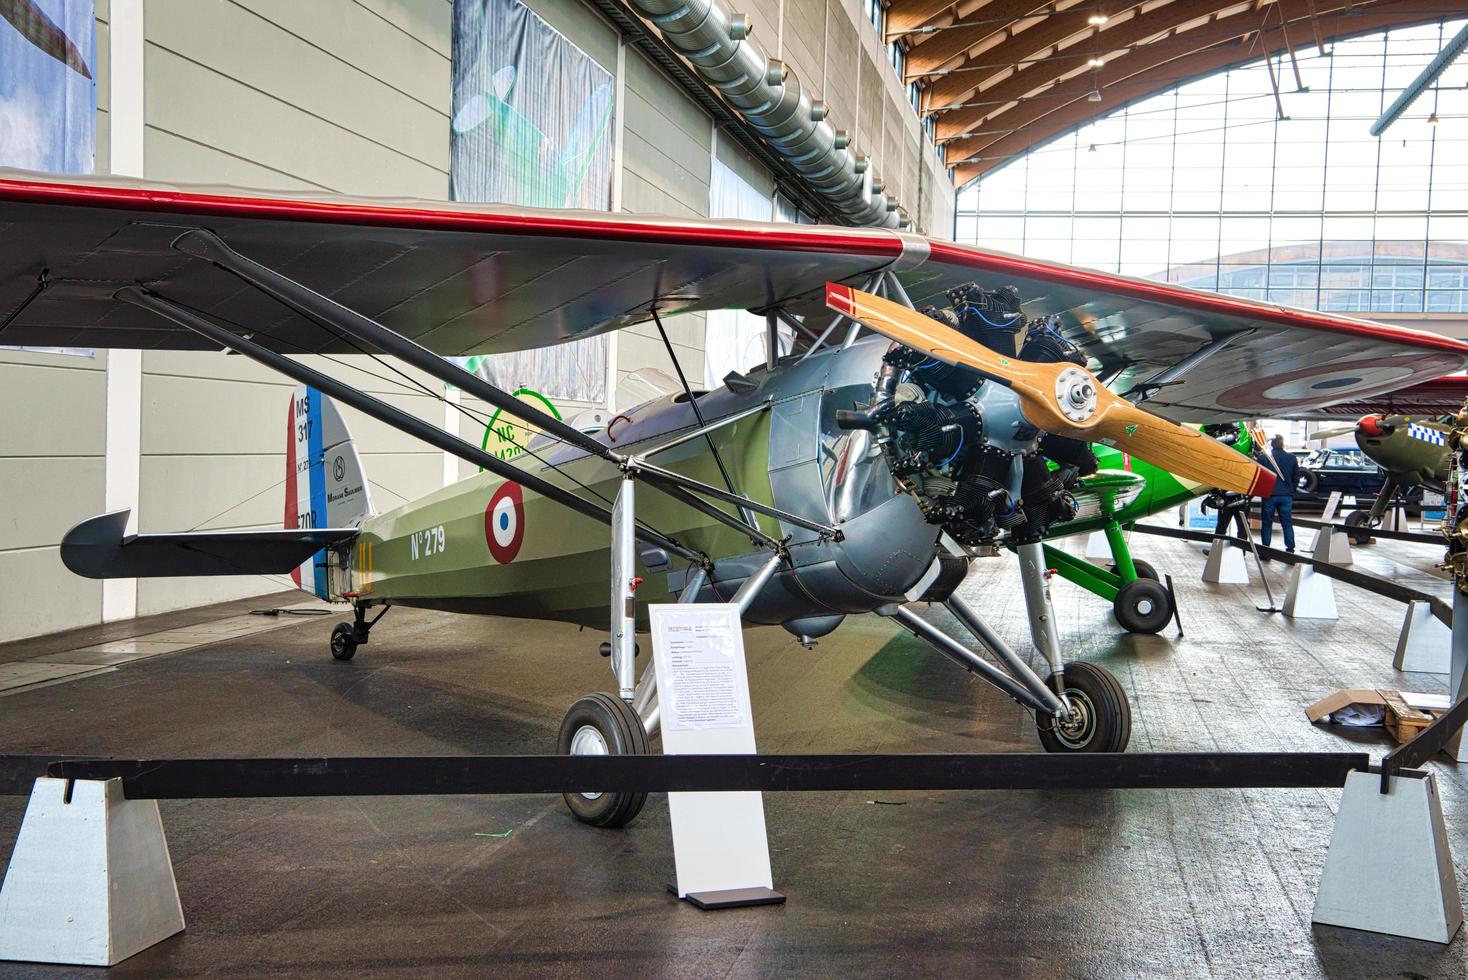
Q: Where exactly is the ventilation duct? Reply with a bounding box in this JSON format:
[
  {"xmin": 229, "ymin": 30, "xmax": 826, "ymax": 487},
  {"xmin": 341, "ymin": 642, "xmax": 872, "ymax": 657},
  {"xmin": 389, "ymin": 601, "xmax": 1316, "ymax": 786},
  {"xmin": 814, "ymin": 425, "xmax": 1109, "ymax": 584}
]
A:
[{"xmin": 630, "ymin": 0, "xmax": 904, "ymax": 228}]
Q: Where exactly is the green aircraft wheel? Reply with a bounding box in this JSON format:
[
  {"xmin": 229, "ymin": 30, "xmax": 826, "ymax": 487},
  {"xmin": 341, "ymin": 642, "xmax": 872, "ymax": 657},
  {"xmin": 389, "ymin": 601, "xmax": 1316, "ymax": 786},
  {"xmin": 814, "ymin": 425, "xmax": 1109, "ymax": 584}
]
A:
[
  {"xmin": 1344, "ymin": 510, "xmax": 1374, "ymax": 545},
  {"xmin": 330, "ymin": 622, "xmax": 358, "ymax": 661},
  {"xmin": 1036, "ymin": 662, "xmax": 1130, "ymax": 753},
  {"xmin": 1107, "ymin": 558, "xmax": 1159, "ymax": 582},
  {"xmin": 557, "ymin": 693, "xmax": 650, "ymax": 828},
  {"xmin": 1112, "ymin": 578, "xmax": 1172, "ymax": 634}
]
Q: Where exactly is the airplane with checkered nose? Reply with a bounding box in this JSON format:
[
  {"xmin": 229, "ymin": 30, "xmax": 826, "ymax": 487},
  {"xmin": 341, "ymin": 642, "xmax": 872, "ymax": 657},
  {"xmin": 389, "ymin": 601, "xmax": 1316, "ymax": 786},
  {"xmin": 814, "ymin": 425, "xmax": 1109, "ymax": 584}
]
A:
[
  {"xmin": 10, "ymin": 171, "xmax": 1465, "ymax": 828},
  {"xmin": 1311, "ymin": 411, "xmax": 1455, "ymax": 543}
]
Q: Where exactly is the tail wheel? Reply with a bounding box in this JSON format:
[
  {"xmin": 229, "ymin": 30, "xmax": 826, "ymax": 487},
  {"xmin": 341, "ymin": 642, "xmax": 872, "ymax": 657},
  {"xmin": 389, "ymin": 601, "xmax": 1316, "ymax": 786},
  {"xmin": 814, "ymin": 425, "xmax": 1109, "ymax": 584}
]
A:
[
  {"xmin": 1036, "ymin": 661, "xmax": 1131, "ymax": 753},
  {"xmin": 1107, "ymin": 558, "xmax": 1159, "ymax": 582},
  {"xmin": 329, "ymin": 622, "xmax": 358, "ymax": 661},
  {"xmin": 1112, "ymin": 578, "xmax": 1172, "ymax": 634},
  {"xmin": 1343, "ymin": 510, "xmax": 1374, "ymax": 545},
  {"xmin": 557, "ymin": 693, "xmax": 650, "ymax": 828}
]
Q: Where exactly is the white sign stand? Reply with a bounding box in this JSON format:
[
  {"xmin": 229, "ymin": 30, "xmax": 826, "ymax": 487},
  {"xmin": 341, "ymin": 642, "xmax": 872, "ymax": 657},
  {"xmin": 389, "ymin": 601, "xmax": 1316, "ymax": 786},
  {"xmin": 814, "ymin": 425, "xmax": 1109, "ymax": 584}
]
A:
[{"xmin": 650, "ymin": 603, "xmax": 783, "ymax": 910}]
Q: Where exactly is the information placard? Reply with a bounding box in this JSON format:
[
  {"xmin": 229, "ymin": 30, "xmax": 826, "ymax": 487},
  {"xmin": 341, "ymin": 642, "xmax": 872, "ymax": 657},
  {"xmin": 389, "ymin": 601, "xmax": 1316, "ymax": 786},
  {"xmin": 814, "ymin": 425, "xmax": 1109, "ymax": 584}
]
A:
[{"xmin": 649, "ymin": 604, "xmax": 776, "ymax": 905}]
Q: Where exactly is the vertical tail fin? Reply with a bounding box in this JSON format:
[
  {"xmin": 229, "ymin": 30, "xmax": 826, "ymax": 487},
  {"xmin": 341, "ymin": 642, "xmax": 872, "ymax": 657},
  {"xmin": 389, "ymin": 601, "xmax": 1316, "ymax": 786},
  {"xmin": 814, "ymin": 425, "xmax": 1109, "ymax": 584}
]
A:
[{"xmin": 285, "ymin": 385, "xmax": 372, "ymax": 598}]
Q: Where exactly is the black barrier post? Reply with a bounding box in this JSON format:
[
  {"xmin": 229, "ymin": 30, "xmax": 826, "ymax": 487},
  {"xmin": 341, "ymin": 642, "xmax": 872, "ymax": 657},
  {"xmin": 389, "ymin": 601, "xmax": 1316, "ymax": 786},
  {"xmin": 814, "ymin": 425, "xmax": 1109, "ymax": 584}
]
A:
[
  {"xmin": 0, "ymin": 751, "xmax": 1372, "ymax": 799},
  {"xmin": 1381, "ymin": 695, "xmax": 1468, "ymax": 793},
  {"xmin": 1291, "ymin": 515, "xmax": 1442, "ymax": 546}
]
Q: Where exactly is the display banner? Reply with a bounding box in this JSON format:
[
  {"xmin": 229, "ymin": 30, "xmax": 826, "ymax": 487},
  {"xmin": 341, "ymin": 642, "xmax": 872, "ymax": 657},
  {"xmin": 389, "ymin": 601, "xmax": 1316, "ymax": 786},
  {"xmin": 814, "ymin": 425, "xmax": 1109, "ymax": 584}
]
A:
[
  {"xmin": 450, "ymin": 0, "xmax": 611, "ymax": 402},
  {"xmin": 1, "ymin": 0, "xmax": 95, "ymax": 357}
]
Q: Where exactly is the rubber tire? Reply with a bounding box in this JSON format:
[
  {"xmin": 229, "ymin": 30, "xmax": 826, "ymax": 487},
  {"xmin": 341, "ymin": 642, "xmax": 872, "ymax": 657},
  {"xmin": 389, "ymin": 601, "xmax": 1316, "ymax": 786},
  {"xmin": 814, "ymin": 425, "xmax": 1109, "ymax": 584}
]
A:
[
  {"xmin": 1297, "ymin": 470, "xmax": 1319, "ymax": 493},
  {"xmin": 1036, "ymin": 661, "xmax": 1131, "ymax": 753},
  {"xmin": 330, "ymin": 622, "xmax": 358, "ymax": 661},
  {"xmin": 1108, "ymin": 558, "xmax": 1159, "ymax": 582},
  {"xmin": 1112, "ymin": 578, "xmax": 1173, "ymax": 634},
  {"xmin": 557, "ymin": 693, "xmax": 650, "ymax": 828},
  {"xmin": 1343, "ymin": 510, "xmax": 1373, "ymax": 546}
]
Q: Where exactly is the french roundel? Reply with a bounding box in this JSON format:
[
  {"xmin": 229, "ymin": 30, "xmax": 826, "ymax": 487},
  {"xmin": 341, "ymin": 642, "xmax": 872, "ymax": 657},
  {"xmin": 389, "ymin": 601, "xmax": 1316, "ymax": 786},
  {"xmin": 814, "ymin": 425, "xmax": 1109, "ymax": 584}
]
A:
[{"xmin": 485, "ymin": 482, "xmax": 525, "ymax": 564}]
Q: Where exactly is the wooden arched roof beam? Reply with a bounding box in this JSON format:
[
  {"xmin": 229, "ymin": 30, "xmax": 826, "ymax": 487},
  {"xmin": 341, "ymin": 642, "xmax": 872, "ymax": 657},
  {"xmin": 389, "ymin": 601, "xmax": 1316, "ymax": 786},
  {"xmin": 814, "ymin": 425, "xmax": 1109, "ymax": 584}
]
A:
[
  {"xmin": 920, "ymin": 0, "xmax": 1156, "ymax": 105},
  {"xmin": 928, "ymin": 0, "xmax": 1232, "ymax": 116},
  {"xmin": 903, "ymin": 0, "xmax": 1061, "ymax": 76},
  {"xmin": 944, "ymin": 0, "xmax": 1454, "ymax": 177}
]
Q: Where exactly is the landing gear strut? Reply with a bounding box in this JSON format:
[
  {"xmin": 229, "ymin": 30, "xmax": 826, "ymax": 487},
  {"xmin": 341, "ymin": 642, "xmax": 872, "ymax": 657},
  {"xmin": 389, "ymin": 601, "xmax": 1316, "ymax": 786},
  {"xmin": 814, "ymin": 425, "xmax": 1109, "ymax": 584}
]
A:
[
  {"xmin": 329, "ymin": 603, "xmax": 389, "ymax": 661},
  {"xmin": 886, "ymin": 544, "xmax": 1131, "ymax": 754}
]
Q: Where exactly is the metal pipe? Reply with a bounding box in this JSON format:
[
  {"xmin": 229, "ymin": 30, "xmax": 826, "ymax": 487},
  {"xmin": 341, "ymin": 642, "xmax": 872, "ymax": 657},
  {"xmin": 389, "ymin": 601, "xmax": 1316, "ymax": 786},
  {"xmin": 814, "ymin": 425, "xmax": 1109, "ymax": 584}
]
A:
[
  {"xmin": 117, "ymin": 287, "xmax": 701, "ymax": 565},
  {"xmin": 731, "ymin": 551, "xmax": 783, "ymax": 616},
  {"xmin": 1371, "ymin": 22, "xmax": 1468, "ymax": 136},
  {"xmin": 172, "ymin": 228, "xmax": 617, "ymax": 464},
  {"xmin": 943, "ymin": 595, "xmax": 1064, "ymax": 714},
  {"xmin": 884, "ymin": 606, "xmax": 1054, "ymax": 713},
  {"xmin": 626, "ymin": 0, "xmax": 900, "ymax": 226}
]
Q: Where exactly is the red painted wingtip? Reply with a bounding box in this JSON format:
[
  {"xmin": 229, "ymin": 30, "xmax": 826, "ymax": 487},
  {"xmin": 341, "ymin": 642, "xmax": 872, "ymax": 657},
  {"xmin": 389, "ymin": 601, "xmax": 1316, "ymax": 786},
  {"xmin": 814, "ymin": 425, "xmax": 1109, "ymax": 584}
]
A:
[{"xmin": 1248, "ymin": 466, "xmax": 1277, "ymax": 499}]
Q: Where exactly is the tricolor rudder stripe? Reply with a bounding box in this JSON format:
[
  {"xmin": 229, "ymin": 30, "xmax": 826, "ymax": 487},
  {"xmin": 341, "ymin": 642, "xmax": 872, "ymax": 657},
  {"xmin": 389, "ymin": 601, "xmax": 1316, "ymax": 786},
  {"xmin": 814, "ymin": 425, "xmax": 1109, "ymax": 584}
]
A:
[{"xmin": 285, "ymin": 385, "xmax": 372, "ymax": 598}]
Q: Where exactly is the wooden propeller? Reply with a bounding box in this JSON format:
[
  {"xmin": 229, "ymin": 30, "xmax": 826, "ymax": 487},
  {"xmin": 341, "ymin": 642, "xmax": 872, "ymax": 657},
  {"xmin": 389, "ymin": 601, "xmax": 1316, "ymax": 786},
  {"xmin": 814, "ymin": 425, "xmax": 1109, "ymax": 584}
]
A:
[{"xmin": 826, "ymin": 283, "xmax": 1276, "ymax": 497}]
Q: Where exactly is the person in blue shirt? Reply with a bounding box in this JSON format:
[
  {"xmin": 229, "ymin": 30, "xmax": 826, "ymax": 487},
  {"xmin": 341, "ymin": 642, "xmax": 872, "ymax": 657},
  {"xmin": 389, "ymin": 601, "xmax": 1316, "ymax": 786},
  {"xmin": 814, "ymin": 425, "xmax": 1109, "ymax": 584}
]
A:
[{"xmin": 1257, "ymin": 434, "xmax": 1300, "ymax": 553}]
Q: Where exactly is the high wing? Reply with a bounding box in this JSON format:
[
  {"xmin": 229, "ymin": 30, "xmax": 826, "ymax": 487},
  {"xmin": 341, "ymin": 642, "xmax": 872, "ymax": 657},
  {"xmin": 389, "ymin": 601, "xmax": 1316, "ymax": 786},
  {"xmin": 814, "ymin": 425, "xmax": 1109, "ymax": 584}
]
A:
[
  {"xmin": 1307, "ymin": 375, "xmax": 1468, "ymax": 418},
  {"xmin": 1, "ymin": 169, "xmax": 1463, "ymax": 423}
]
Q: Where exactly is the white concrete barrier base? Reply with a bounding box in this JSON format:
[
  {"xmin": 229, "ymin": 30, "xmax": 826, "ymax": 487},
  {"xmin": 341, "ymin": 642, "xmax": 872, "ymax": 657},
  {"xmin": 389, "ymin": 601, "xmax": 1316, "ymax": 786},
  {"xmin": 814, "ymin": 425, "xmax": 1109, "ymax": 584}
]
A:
[
  {"xmin": 1309, "ymin": 529, "xmax": 1353, "ymax": 566},
  {"xmin": 0, "ymin": 777, "xmax": 184, "ymax": 966},
  {"xmin": 1201, "ymin": 538, "xmax": 1249, "ymax": 584},
  {"xmin": 1284, "ymin": 563, "xmax": 1338, "ymax": 619},
  {"xmin": 1314, "ymin": 769, "xmax": 1463, "ymax": 944},
  {"xmin": 1396, "ymin": 600, "xmax": 1452, "ymax": 674}
]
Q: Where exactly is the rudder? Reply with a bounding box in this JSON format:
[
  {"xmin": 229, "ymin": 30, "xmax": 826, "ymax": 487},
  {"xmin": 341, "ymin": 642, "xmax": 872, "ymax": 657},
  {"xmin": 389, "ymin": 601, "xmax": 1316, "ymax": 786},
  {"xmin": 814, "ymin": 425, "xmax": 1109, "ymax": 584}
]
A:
[{"xmin": 285, "ymin": 385, "xmax": 371, "ymax": 597}]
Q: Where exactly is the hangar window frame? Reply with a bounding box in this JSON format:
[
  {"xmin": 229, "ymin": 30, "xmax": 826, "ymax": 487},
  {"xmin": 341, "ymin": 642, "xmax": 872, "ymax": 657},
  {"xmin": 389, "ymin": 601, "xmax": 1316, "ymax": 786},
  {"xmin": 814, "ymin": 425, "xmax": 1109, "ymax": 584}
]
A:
[{"xmin": 953, "ymin": 19, "xmax": 1468, "ymax": 316}]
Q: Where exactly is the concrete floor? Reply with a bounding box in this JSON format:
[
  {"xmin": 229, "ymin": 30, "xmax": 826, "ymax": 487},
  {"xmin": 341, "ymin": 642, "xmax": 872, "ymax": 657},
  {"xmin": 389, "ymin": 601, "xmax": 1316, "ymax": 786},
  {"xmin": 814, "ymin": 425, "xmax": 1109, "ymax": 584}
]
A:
[{"xmin": 1, "ymin": 528, "xmax": 1467, "ymax": 978}]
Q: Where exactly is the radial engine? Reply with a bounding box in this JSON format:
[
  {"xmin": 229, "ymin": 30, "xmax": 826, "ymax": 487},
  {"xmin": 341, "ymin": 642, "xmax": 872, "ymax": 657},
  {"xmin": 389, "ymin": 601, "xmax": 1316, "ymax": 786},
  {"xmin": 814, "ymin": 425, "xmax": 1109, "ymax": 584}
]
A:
[{"xmin": 835, "ymin": 282, "xmax": 1100, "ymax": 548}]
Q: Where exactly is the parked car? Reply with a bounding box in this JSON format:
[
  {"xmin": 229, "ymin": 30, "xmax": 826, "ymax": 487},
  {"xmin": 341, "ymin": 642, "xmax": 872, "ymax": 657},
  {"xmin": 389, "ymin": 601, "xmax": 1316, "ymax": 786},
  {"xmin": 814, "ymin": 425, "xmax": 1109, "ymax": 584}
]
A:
[{"xmin": 1293, "ymin": 447, "xmax": 1422, "ymax": 504}]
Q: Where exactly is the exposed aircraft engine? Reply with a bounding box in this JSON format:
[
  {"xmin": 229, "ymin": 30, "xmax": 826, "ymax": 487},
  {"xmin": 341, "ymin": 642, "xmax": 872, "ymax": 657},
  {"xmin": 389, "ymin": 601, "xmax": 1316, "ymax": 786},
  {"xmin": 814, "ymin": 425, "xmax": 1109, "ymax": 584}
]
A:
[{"xmin": 836, "ymin": 283, "xmax": 1098, "ymax": 547}]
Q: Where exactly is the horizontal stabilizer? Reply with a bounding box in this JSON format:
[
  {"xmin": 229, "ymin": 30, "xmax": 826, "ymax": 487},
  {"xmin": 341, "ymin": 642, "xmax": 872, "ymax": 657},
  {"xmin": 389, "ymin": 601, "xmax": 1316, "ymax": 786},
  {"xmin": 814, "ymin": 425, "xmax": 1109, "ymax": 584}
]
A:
[{"xmin": 61, "ymin": 511, "xmax": 357, "ymax": 579}]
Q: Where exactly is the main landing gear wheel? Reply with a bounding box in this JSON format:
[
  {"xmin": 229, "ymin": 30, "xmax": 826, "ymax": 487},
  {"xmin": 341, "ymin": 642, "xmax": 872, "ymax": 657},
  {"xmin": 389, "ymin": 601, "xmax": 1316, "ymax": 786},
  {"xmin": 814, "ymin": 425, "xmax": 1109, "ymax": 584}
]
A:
[
  {"xmin": 557, "ymin": 693, "xmax": 650, "ymax": 828},
  {"xmin": 1036, "ymin": 661, "xmax": 1131, "ymax": 753},
  {"xmin": 1298, "ymin": 471, "xmax": 1320, "ymax": 494},
  {"xmin": 1344, "ymin": 510, "xmax": 1374, "ymax": 545},
  {"xmin": 1107, "ymin": 558, "xmax": 1159, "ymax": 582},
  {"xmin": 1112, "ymin": 577, "xmax": 1172, "ymax": 633},
  {"xmin": 330, "ymin": 622, "xmax": 358, "ymax": 661}
]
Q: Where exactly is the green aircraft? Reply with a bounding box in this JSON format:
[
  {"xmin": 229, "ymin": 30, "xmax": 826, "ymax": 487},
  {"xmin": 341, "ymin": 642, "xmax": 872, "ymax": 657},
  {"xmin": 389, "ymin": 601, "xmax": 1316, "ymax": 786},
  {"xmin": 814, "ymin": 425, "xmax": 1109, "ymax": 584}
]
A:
[
  {"xmin": 1311, "ymin": 412, "xmax": 1452, "ymax": 542},
  {"xmin": 1036, "ymin": 423, "xmax": 1254, "ymax": 634}
]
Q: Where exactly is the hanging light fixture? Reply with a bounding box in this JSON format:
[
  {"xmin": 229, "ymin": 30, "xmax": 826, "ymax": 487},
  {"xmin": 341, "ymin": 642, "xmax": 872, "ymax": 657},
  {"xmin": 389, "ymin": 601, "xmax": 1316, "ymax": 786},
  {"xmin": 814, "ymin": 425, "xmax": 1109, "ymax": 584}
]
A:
[
  {"xmin": 1088, "ymin": 143, "xmax": 1098, "ymax": 153},
  {"xmin": 1088, "ymin": 88, "xmax": 1102, "ymax": 102},
  {"xmin": 1088, "ymin": 12, "xmax": 1108, "ymax": 24},
  {"xmin": 1428, "ymin": 111, "xmax": 1440, "ymax": 125},
  {"xmin": 1088, "ymin": 56, "xmax": 1105, "ymax": 68}
]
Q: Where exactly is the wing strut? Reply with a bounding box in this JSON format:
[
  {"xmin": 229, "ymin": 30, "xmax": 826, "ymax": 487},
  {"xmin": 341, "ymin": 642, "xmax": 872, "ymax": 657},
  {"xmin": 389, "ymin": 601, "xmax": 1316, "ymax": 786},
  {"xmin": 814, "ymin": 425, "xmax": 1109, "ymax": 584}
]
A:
[
  {"xmin": 166, "ymin": 228, "xmax": 836, "ymax": 551},
  {"xmin": 115, "ymin": 286, "xmax": 705, "ymax": 567}
]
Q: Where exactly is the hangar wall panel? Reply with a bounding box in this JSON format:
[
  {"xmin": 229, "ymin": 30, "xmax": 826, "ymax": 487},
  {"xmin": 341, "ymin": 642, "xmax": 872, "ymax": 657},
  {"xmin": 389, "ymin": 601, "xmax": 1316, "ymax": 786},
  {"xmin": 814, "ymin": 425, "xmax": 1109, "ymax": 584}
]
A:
[{"xmin": 0, "ymin": 353, "xmax": 108, "ymax": 643}]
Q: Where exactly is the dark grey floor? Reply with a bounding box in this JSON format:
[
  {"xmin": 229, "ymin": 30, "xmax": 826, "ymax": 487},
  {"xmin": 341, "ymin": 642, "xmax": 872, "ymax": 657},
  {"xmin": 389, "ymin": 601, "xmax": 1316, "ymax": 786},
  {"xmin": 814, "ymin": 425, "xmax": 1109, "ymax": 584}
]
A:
[{"xmin": 2, "ymin": 529, "xmax": 1467, "ymax": 978}]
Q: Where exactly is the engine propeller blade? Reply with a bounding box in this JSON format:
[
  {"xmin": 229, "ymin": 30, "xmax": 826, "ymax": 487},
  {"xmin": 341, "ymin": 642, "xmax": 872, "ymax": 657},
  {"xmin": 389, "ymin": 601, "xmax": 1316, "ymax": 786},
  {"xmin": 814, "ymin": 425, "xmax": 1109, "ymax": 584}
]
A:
[
  {"xmin": 1309, "ymin": 424, "xmax": 1361, "ymax": 441},
  {"xmin": 825, "ymin": 282, "xmax": 1276, "ymax": 497}
]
